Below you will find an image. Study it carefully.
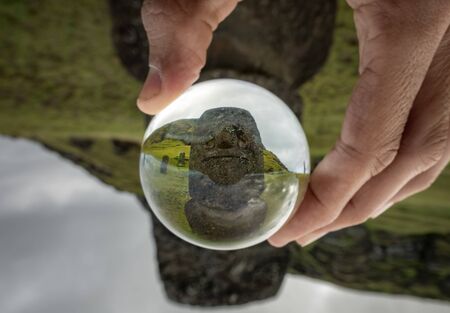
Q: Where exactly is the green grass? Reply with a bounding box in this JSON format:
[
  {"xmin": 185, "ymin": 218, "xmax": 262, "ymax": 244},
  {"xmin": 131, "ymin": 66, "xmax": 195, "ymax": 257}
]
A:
[
  {"xmin": 0, "ymin": 0, "xmax": 145, "ymax": 193},
  {"xmin": 0, "ymin": 0, "xmax": 143, "ymax": 139}
]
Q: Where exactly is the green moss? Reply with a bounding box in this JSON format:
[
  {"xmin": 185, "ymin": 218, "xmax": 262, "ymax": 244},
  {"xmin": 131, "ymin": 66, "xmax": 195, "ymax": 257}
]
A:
[{"xmin": 0, "ymin": 0, "xmax": 143, "ymax": 139}]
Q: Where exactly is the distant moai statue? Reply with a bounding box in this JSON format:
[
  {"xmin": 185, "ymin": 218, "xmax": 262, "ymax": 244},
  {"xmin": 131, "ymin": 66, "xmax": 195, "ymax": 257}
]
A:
[
  {"xmin": 160, "ymin": 155, "xmax": 169, "ymax": 174},
  {"xmin": 177, "ymin": 152, "xmax": 186, "ymax": 167}
]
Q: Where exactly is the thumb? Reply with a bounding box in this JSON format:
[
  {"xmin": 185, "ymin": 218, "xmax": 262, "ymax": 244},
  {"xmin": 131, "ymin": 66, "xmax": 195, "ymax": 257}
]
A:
[{"xmin": 137, "ymin": 0, "xmax": 239, "ymax": 115}]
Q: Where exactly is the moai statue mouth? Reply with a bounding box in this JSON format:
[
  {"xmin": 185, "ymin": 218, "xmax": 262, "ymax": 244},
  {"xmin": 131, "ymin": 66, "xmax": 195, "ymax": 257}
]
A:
[{"xmin": 185, "ymin": 107, "xmax": 267, "ymax": 240}]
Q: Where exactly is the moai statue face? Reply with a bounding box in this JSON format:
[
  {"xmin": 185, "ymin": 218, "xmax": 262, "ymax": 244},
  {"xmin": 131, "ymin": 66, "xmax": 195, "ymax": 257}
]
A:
[
  {"xmin": 186, "ymin": 107, "xmax": 267, "ymax": 239},
  {"xmin": 190, "ymin": 107, "xmax": 264, "ymax": 185}
]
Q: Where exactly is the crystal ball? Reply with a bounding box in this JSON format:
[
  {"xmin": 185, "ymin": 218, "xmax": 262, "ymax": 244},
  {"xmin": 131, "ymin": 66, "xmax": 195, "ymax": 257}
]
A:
[{"xmin": 140, "ymin": 79, "xmax": 310, "ymax": 250}]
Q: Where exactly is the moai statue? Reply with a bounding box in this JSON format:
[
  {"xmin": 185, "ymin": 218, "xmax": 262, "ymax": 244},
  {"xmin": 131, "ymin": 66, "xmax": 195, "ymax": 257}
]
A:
[
  {"xmin": 160, "ymin": 155, "xmax": 169, "ymax": 174},
  {"xmin": 185, "ymin": 107, "xmax": 266, "ymax": 239},
  {"xmin": 177, "ymin": 152, "xmax": 186, "ymax": 167}
]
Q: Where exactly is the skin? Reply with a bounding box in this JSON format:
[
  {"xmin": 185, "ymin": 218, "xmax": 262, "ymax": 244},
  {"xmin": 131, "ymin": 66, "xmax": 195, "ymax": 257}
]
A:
[{"xmin": 137, "ymin": 0, "xmax": 450, "ymax": 247}]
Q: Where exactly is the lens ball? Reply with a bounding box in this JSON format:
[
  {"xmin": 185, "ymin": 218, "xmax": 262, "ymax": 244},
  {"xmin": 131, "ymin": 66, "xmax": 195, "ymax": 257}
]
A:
[{"xmin": 140, "ymin": 79, "xmax": 310, "ymax": 250}]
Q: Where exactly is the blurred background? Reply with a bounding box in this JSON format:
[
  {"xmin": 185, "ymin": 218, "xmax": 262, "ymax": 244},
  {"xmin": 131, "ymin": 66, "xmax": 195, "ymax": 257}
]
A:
[{"xmin": 0, "ymin": 0, "xmax": 449, "ymax": 312}]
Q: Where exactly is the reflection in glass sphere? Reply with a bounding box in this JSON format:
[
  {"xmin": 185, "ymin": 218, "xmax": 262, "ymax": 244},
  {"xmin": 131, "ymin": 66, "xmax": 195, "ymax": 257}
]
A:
[{"xmin": 140, "ymin": 79, "xmax": 310, "ymax": 250}]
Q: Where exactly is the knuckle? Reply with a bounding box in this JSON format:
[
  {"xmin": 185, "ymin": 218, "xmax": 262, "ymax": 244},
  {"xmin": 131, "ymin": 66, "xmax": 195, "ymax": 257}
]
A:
[
  {"xmin": 335, "ymin": 138, "xmax": 399, "ymax": 177},
  {"xmin": 404, "ymin": 117, "xmax": 449, "ymax": 172},
  {"xmin": 417, "ymin": 140, "xmax": 448, "ymax": 170},
  {"xmin": 162, "ymin": 39, "xmax": 206, "ymax": 73},
  {"xmin": 371, "ymin": 142, "xmax": 399, "ymax": 176},
  {"xmin": 357, "ymin": 2, "xmax": 394, "ymax": 34},
  {"xmin": 334, "ymin": 139, "xmax": 369, "ymax": 165},
  {"xmin": 374, "ymin": 146, "xmax": 399, "ymax": 176},
  {"xmin": 346, "ymin": 199, "xmax": 370, "ymax": 225},
  {"xmin": 308, "ymin": 183, "xmax": 340, "ymax": 225}
]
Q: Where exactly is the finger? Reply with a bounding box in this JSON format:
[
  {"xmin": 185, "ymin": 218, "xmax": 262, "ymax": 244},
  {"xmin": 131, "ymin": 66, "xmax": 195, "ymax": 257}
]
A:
[
  {"xmin": 296, "ymin": 25, "xmax": 450, "ymax": 246},
  {"xmin": 297, "ymin": 86, "xmax": 450, "ymax": 247},
  {"xmin": 269, "ymin": 2, "xmax": 450, "ymax": 247},
  {"xmin": 297, "ymin": 124, "xmax": 450, "ymax": 247},
  {"xmin": 137, "ymin": 0, "xmax": 239, "ymax": 114},
  {"xmin": 297, "ymin": 107, "xmax": 450, "ymax": 247}
]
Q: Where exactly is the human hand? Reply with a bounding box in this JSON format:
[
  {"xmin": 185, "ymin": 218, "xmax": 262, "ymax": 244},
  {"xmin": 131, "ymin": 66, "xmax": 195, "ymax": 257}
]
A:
[
  {"xmin": 137, "ymin": 0, "xmax": 240, "ymax": 114},
  {"xmin": 137, "ymin": 0, "xmax": 450, "ymax": 248},
  {"xmin": 269, "ymin": 0, "xmax": 450, "ymax": 247}
]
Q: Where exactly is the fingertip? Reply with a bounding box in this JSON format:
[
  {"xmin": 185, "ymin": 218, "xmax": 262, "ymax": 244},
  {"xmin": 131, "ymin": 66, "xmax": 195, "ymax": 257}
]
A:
[
  {"xmin": 267, "ymin": 238, "xmax": 287, "ymax": 248},
  {"xmin": 136, "ymin": 98, "xmax": 156, "ymax": 115},
  {"xmin": 136, "ymin": 92, "xmax": 168, "ymax": 115},
  {"xmin": 296, "ymin": 231, "xmax": 327, "ymax": 247},
  {"xmin": 137, "ymin": 65, "xmax": 165, "ymax": 115},
  {"xmin": 137, "ymin": 66, "xmax": 200, "ymax": 115},
  {"xmin": 267, "ymin": 236, "xmax": 289, "ymax": 248}
]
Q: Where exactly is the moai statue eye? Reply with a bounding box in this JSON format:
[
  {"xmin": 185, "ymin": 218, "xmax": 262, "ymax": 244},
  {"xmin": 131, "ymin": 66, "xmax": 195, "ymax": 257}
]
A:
[
  {"xmin": 237, "ymin": 130, "xmax": 248, "ymax": 148},
  {"xmin": 238, "ymin": 137, "xmax": 247, "ymax": 148}
]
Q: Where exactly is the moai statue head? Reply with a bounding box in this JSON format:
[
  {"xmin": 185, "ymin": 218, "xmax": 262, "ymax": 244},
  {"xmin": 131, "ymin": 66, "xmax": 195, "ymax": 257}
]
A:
[
  {"xmin": 186, "ymin": 107, "xmax": 267, "ymax": 239},
  {"xmin": 190, "ymin": 107, "xmax": 264, "ymax": 184}
]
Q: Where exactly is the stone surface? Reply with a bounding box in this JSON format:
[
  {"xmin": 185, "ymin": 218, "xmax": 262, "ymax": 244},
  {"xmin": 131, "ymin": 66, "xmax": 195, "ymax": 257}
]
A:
[
  {"xmin": 199, "ymin": 70, "xmax": 304, "ymax": 121},
  {"xmin": 108, "ymin": 0, "xmax": 337, "ymax": 88},
  {"xmin": 206, "ymin": 0, "xmax": 337, "ymax": 87},
  {"xmin": 189, "ymin": 108, "xmax": 264, "ymax": 188},
  {"xmin": 187, "ymin": 107, "xmax": 267, "ymax": 239},
  {"xmin": 142, "ymin": 197, "xmax": 290, "ymax": 306},
  {"xmin": 290, "ymin": 226, "xmax": 450, "ymax": 300}
]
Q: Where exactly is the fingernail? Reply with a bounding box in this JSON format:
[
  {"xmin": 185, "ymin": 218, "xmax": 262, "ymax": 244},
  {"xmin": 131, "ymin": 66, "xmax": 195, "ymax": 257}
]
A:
[
  {"xmin": 138, "ymin": 65, "xmax": 162, "ymax": 103},
  {"xmin": 371, "ymin": 202, "xmax": 393, "ymax": 219},
  {"xmin": 267, "ymin": 238, "xmax": 288, "ymax": 248}
]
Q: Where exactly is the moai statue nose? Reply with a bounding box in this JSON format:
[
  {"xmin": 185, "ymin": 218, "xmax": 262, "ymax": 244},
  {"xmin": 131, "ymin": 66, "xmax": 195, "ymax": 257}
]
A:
[{"xmin": 216, "ymin": 128, "xmax": 235, "ymax": 149}]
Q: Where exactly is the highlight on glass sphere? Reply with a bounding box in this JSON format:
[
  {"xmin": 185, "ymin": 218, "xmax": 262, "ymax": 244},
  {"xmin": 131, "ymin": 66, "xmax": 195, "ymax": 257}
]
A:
[{"xmin": 140, "ymin": 79, "xmax": 310, "ymax": 250}]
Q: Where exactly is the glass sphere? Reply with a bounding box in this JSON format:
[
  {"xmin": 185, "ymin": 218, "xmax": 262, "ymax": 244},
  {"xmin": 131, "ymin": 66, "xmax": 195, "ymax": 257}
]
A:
[{"xmin": 140, "ymin": 79, "xmax": 310, "ymax": 250}]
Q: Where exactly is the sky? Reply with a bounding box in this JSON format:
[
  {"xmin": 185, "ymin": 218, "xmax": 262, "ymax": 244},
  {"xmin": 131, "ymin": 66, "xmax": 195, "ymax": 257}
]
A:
[{"xmin": 0, "ymin": 136, "xmax": 448, "ymax": 313}]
